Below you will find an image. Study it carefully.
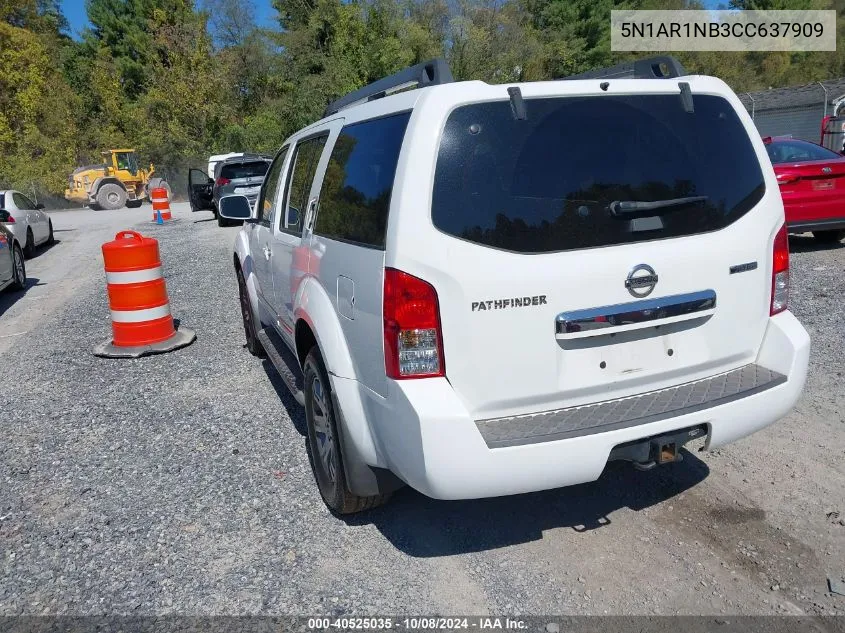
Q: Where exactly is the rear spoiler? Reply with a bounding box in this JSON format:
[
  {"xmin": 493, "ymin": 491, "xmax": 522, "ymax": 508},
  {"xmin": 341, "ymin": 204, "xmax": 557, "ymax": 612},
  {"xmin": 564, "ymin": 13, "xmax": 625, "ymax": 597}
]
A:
[{"xmin": 560, "ymin": 56, "xmax": 687, "ymax": 81}]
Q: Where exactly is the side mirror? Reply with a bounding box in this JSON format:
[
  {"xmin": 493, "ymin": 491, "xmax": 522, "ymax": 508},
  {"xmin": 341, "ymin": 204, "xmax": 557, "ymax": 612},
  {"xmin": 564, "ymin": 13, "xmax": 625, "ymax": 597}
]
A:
[
  {"xmin": 287, "ymin": 206, "xmax": 299, "ymax": 227},
  {"xmin": 35, "ymin": 203, "xmax": 45, "ymax": 210},
  {"xmin": 218, "ymin": 195, "xmax": 253, "ymax": 221}
]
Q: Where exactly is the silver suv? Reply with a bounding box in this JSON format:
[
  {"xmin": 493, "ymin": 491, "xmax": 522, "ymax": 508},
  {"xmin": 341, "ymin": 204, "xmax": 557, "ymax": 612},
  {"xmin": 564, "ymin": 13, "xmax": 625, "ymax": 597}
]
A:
[
  {"xmin": 188, "ymin": 154, "xmax": 271, "ymax": 227},
  {"xmin": 219, "ymin": 57, "xmax": 810, "ymax": 514}
]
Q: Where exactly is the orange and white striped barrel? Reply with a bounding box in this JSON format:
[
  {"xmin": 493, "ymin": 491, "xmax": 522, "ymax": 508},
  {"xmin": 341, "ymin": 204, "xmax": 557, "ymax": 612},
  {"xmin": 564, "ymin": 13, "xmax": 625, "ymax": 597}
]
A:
[
  {"xmin": 101, "ymin": 231, "xmax": 175, "ymax": 347},
  {"xmin": 150, "ymin": 187, "xmax": 172, "ymax": 221}
]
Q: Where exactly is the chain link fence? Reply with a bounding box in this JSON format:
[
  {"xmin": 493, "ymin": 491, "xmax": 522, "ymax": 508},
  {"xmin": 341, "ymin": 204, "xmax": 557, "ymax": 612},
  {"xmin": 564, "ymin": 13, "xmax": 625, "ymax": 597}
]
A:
[{"xmin": 739, "ymin": 78, "xmax": 845, "ymax": 143}]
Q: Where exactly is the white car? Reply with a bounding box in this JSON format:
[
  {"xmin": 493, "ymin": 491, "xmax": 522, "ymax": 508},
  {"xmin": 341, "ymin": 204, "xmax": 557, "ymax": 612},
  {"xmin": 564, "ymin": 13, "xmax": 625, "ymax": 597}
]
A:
[
  {"xmin": 0, "ymin": 190, "xmax": 54, "ymax": 258},
  {"xmin": 219, "ymin": 56, "xmax": 810, "ymax": 514}
]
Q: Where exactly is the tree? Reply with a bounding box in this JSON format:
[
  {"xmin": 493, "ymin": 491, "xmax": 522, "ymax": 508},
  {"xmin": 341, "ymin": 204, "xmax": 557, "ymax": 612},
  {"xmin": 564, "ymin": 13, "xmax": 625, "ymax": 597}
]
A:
[{"xmin": 0, "ymin": 20, "xmax": 79, "ymax": 194}]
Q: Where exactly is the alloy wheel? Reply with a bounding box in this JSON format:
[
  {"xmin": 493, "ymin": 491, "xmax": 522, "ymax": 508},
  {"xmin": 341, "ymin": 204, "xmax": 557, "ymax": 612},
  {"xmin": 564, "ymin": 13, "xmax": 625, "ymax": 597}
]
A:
[{"xmin": 311, "ymin": 376, "xmax": 336, "ymax": 485}]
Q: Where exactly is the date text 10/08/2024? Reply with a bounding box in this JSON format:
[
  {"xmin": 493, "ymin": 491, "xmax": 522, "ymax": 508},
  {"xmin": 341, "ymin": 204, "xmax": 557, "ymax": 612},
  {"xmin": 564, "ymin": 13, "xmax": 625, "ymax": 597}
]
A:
[{"xmin": 307, "ymin": 618, "xmax": 530, "ymax": 630}]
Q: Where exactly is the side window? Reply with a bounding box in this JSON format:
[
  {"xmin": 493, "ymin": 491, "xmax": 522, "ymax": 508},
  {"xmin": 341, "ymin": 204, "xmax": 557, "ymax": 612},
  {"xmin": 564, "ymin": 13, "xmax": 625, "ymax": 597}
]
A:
[
  {"xmin": 315, "ymin": 113, "xmax": 410, "ymax": 249},
  {"xmin": 257, "ymin": 146, "xmax": 289, "ymax": 225},
  {"xmin": 12, "ymin": 193, "xmax": 33, "ymax": 210},
  {"xmin": 283, "ymin": 135, "xmax": 328, "ymax": 235}
]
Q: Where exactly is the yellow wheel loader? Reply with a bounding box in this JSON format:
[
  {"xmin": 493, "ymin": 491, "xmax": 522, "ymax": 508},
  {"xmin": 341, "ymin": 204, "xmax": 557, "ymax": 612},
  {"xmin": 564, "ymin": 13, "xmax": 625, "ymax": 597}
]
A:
[{"xmin": 64, "ymin": 149, "xmax": 170, "ymax": 210}]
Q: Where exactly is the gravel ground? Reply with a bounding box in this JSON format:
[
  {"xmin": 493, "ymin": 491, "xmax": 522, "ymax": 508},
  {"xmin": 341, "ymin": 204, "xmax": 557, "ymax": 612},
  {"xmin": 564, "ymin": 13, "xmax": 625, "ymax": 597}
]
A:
[{"xmin": 0, "ymin": 204, "xmax": 843, "ymax": 617}]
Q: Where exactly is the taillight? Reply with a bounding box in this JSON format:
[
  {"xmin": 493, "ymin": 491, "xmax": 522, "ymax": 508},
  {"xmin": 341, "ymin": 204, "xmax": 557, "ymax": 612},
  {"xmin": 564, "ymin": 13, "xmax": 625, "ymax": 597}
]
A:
[
  {"xmin": 215, "ymin": 177, "xmax": 231, "ymax": 186},
  {"xmin": 771, "ymin": 223, "xmax": 789, "ymax": 315},
  {"xmin": 383, "ymin": 268, "xmax": 445, "ymax": 379},
  {"xmin": 3, "ymin": 214, "xmax": 15, "ymax": 223}
]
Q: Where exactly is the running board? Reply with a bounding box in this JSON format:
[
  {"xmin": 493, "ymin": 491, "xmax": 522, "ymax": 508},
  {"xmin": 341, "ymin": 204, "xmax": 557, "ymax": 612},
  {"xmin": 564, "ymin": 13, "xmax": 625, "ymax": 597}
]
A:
[{"xmin": 257, "ymin": 328, "xmax": 305, "ymax": 406}]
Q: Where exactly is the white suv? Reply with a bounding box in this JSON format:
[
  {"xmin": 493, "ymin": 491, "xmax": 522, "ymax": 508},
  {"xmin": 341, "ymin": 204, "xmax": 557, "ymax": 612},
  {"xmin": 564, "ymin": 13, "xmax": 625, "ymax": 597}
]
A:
[{"xmin": 220, "ymin": 57, "xmax": 810, "ymax": 514}]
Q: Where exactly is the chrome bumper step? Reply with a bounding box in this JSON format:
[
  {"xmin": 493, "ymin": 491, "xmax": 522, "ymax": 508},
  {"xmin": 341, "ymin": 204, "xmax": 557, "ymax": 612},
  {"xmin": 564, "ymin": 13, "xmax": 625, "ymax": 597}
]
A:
[{"xmin": 477, "ymin": 364, "xmax": 786, "ymax": 448}]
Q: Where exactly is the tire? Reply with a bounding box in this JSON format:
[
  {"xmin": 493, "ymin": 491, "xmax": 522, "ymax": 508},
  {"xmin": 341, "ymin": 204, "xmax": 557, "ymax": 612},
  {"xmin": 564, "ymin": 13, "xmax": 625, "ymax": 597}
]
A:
[
  {"xmin": 125, "ymin": 199, "xmax": 143, "ymax": 209},
  {"xmin": 236, "ymin": 266, "xmax": 265, "ymax": 358},
  {"xmin": 217, "ymin": 215, "xmax": 229, "ymax": 228},
  {"xmin": 96, "ymin": 183, "xmax": 127, "ymax": 211},
  {"xmin": 9, "ymin": 243, "xmax": 25, "ymax": 291},
  {"xmin": 47, "ymin": 220, "xmax": 54, "ymax": 245},
  {"xmin": 812, "ymin": 229, "xmax": 845, "ymax": 244},
  {"xmin": 23, "ymin": 228, "xmax": 35, "ymax": 259},
  {"xmin": 303, "ymin": 347, "xmax": 391, "ymax": 514}
]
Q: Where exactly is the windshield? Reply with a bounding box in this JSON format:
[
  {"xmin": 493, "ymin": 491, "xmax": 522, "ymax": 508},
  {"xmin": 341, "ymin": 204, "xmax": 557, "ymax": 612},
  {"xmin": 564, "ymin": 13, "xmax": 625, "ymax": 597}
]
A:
[
  {"xmin": 432, "ymin": 94, "xmax": 765, "ymax": 253},
  {"xmin": 766, "ymin": 139, "xmax": 842, "ymax": 164},
  {"xmin": 220, "ymin": 161, "xmax": 270, "ymax": 179}
]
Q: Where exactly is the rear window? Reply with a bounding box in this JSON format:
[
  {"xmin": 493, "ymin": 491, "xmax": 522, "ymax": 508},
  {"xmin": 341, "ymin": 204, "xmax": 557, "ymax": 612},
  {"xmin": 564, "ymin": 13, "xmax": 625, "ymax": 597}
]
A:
[
  {"xmin": 220, "ymin": 161, "xmax": 269, "ymax": 179},
  {"xmin": 766, "ymin": 139, "xmax": 842, "ymax": 164},
  {"xmin": 432, "ymin": 94, "xmax": 765, "ymax": 253}
]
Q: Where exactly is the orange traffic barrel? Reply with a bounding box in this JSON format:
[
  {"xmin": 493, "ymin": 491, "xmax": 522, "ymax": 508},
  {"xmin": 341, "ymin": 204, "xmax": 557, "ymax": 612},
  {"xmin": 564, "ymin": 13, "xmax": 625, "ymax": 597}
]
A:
[
  {"xmin": 93, "ymin": 230, "xmax": 195, "ymax": 358},
  {"xmin": 150, "ymin": 187, "xmax": 172, "ymax": 221}
]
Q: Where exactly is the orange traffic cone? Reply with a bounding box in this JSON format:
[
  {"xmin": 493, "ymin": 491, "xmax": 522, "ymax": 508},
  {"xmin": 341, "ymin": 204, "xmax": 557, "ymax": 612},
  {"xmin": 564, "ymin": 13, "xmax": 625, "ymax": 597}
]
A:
[
  {"xmin": 150, "ymin": 187, "xmax": 172, "ymax": 222},
  {"xmin": 93, "ymin": 230, "xmax": 195, "ymax": 358}
]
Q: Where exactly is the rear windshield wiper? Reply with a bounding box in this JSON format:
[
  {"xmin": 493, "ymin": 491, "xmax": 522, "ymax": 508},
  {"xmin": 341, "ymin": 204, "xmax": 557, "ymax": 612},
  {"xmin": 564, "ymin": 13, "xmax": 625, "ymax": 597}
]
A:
[{"xmin": 609, "ymin": 196, "xmax": 709, "ymax": 217}]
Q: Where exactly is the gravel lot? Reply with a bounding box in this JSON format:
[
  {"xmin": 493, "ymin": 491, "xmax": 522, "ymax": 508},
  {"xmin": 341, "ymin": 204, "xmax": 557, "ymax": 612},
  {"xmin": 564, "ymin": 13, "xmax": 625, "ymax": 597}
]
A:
[{"xmin": 0, "ymin": 203, "xmax": 843, "ymax": 616}]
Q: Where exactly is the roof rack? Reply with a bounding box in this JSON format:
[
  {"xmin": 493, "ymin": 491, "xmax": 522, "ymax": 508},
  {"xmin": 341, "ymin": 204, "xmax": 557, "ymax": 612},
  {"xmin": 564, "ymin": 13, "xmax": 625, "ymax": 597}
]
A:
[
  {"xmin": 324, "ymin": 58, "xmax": 454, "ymax": 117},
  {"xmin": 561, "ymin": 56, "xmax": 686, "ymax": 81}
]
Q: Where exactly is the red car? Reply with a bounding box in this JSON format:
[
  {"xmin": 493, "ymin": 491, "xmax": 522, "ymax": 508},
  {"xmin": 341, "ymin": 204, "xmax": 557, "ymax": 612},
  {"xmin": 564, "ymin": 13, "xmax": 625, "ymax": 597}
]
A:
[{"xmin": 764, "ymin": 136, "xmax": 845, "ymax": 243}]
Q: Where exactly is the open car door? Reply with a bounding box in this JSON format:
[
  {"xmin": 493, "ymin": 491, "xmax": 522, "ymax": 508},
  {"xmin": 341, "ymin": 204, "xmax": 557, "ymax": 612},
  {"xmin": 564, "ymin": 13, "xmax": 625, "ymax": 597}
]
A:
[{"xmin": 188, "ymin": 169, "xmax": 214, "ymax": 212}]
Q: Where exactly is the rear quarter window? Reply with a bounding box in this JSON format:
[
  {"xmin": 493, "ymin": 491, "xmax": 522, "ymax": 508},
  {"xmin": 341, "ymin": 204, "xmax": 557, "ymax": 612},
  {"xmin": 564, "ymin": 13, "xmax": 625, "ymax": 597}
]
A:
[
  {"xmin": 315, "ymin": 112, "xmax": 410, "ymax": 249},
  {"xmin": 432, "ymin": 94, "xmax": 766, "ymax": 253}
]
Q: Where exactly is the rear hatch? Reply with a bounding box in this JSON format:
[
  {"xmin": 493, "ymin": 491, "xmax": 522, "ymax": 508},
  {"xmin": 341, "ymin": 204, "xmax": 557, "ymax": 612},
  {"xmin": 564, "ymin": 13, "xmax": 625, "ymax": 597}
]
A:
[
  {"xmin": 403, "ymin": 86, "xmax": 780, "ymax": 420},
  {"xmin": 219, "ymin": 160, "xmax": 270, "ymax": 197}
]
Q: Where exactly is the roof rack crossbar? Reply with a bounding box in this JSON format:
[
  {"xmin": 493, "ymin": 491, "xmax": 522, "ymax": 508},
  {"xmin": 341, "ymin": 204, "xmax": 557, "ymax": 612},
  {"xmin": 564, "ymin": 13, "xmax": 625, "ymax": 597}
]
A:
[
  {"xmin": 560, "ymin": 56, "xmax": 686, "ymax": 81},
  {"xmin": 323, "ymin": 58, "xmax": 454, "ymax": 117}
]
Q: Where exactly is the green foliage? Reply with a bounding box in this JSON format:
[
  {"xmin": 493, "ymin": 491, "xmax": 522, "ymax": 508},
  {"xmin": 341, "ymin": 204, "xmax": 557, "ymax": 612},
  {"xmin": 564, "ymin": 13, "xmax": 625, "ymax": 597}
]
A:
[
  {"xmin": 0, "ymin": 16, "xmax": 78, "ymax": 195},
  {"xmin": 2, "ymin": 0, "xmax": 845, "ymax": 197}
]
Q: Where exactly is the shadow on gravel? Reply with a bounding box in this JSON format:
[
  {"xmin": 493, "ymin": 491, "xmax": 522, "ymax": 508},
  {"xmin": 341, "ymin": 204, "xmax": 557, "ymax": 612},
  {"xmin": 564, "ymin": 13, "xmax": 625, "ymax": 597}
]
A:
[
  {"xmin": 261, "ymin": 359, "xmax": 307, "ymax": 436},
  {"xmin": 30, "ymin": 238, "xmax": 62, "ymax": 257},
  {"xmin": 788, "ymin": 234, "xmax": 845, "ymax": 253},
  {"xmin": 348, "ymin": 449, "xmax": 709, "ymax": 557},
  {"xmin": 0, "ymin": 276, "xmax": 42, "ymax": 317}
]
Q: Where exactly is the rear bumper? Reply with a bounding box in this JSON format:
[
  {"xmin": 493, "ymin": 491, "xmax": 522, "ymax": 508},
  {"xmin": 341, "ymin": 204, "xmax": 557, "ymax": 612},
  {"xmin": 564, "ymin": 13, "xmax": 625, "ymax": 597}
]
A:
[
  {"xmin": 3, "ymin": 222, "xmax": 23, "ymax": 244},
  {"xmin": 370, "ymin": 311, "xmax": 809, "ymax": 500},
  {"xmin": 787, "ymin": 217, "xmax": 845, "ymax": 233}
]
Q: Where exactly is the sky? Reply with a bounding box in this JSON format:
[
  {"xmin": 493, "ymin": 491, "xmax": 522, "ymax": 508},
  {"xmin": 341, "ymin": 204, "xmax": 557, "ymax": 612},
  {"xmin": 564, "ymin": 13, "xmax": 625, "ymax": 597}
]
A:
[
  {"xmin": 60, "ymin": 0, "xmax": 725, "ymax": 41},
  {"xmin": 59, "ymin": 0, "xmax": 279, "ymax": 40}
]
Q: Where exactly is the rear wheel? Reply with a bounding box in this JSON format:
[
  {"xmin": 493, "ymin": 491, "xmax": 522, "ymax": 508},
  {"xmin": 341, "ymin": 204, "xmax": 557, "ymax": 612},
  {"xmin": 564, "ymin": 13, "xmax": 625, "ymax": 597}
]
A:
[
  {"xmin": 23, "ymin": 228, "xmax": 34, "ymax": 259},
  {"xmin": 236, "ymin": 266, "xmax": 265, "ymax": 358},
  {"xmin": 96, "ymin": 184, "xmax": 127, "ymax": 211},
  {"xmin": 46, "ymin": 220, "xmax": 54, "ymax": 245},
  {"xmin": 813, "ymin": 229, "xmax": 845, "ymax": 244},
  {"xmin": 10, "ymin": 244, "xmax": 25, "ymax": 291},
  {"xmin": 303, "ymin": 347, "xmax": 391, "ymax": 514},
  {"xmin": 126, "ymin": 199, "xmax": 143, "ymax": 209}
]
